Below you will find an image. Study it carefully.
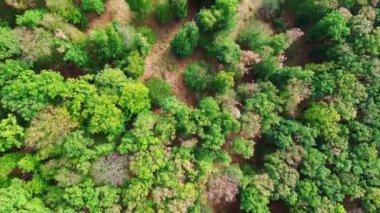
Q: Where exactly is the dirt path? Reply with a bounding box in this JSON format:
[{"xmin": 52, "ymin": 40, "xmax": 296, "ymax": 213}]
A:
[{"xmin": 141, "ymin": 3, "xmax": 202, "ymax": 106}]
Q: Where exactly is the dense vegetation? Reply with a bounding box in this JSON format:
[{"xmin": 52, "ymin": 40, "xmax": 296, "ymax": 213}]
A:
[{"xmin": 0, "ymin": 0, "xmax": 379, "ymax": 212}]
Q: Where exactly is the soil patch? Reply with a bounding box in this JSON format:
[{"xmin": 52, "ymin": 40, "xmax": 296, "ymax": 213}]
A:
[
  {"xmin": 87, "ymin": 0, "xmax": 133, "ymax": 31},
  {"xmin": 141, "ymin": 1, "xmax": 202, "ymax": 106}
]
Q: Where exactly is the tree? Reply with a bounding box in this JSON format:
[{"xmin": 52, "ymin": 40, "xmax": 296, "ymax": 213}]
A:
[
  {"xmin": 0, "ymin": 27, "xmax": 21, "ymax": 60},
  {"xmin": 145, "ymin": 77, "xmax": 173, "ymax": 105},
  {"xmin": 0, "ymin": 114, "xmax": 24, "ymax": 152},
  {"xmin": 184, "ymin": 62, "xmax": 213, "ymax": 91},
  {"xmin": 209, "ymin": 36, "xmax": 241, "ymax": 65},
  {"xmin": 16, "ymin": 9, "xmax": 45, "ymax": 28},
  {"xmin": 119, "ymin": 50, "xmax": 145, "ymax": 78},
  {"xmin": 45, "ymin": 0, "xmax": 83, "ymax": 24},
  {"xmin": 231, "ymin": 137, "xmax": 255, "ymax": 159},
  {"xmin": 118, "ymin": 81, "xmax": 151, "ymax": 119},
  {"xmin": 240, "ymin": 185, "xmax": 270, "ymax": 213},
  {"xmin": 80, "ymin": 0, "xmax": 105, "ymax": 15},
  {"xmin": 212, "ymin": 71, "xmax": 235, "ymax": 94},
  {"xmin": 194, "ymin": 97, "xmax": 240, "ymax": 150},
  {"xmin": 0, "ymin": 179, "xmax": 51, "ymax": 212},
  {"xmin": 83, "ymin": 95, "xmax": 125, "ymax": 139},
  {"xmin": 25, "ymin": 106, "xmax": 78, "ymax": 159},
  {"xmin": 195, "ymin": 9, "xmax": 217, "ymax": 32},
  {"xmin": 308, "ymin": 10, "xmax": 350, "ymax": 42},
  {"xmin": 207, "ymin": 175, "xmax": 239, "ymax": 204},
  {"xmin": 0, "ymin": 60, "xmax": 28, "ymax": 87},
  {"xmin": 171, "ymin": 22, "xmax": 199, "ymax": 57},
  {"xmin": 127, "ymin": 0, "xmax": 152, "ymax": 17},
  {"xmin": 88, "ymin": 24, "xmax": 125, "ymax": 62},
  {"xmin": 1, "ymin": 70, "xmax": 66, "ymax": 121},
  {"xmin": 91, "ymin": 153, "xmax": 129, "ymax": 186},
  {"xmin": 170, "ymin": 0, "xmax": 187, "ymax": 19},
  {"xmin": 303, "ymin": 102, "xmax": 341, "ymax": 137}
]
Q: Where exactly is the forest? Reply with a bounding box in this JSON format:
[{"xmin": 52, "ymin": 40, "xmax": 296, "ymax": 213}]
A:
[{"xmin": 0, "ymin": 0, "xmax": 379, "ymax": 212}]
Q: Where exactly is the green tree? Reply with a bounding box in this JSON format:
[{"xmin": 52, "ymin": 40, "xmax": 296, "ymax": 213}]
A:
[
  {"xmin": 80, "ymin": 0, "xmax": 105, "ymax": 15},
  {"xmin": 303, "ymin": 102, "xmax": 341, "ymax": 137},
  {"xmin": 171, "ymin": 22, "xmax": 199, "ymax": 57},
  {"xmin": 308, "ymin": 10, "xmax": 350, "ymax": 42},
  {"xmin": 184, "ymin": 62, "xmax": 213, "ymax": 91},
  {"xmin": 195, "ymin": 9, "xmax": 217, "ymax": 32},
  {"xmin": 127, "ymin": 0, "xmax": 152, "ymax": 17},
  {"xmin": 209, "ymin": 36, "xmax": 241, "ymax": 65},
  {"xmin": 0, "ymin": 27, "xmax": 21, "ymax": 60},
  {"xmin": 231, "ymin": 137, "xmax": 254, "ymax": 159},
  {"xmin": 118, "ymin": 50, "xmax": 145, "ymax": 78},
  {"xmin": 88, "ymin": 24, "xmax": 125, "ymax": 62},
  {"xmin": 213, "ymin": 71, "xmax": 235, "ymax": 94},
  {"xmin": 145, "ymin": 77, "xmax": 173, "ymax": 105},
  {"xmin": 118, "ymin": 81, "xmax": 151, "ymax": 119},
  {"xmin": 240, "ymin": 186, "xmax": 270, "ymax": 213},
  {"xmin": 1, "ymin": 70, "xmax": 66, "ymax": 121},
  {"xmin": 16, "ymin": 9, "xmax": 45, "ymax": 28},
  {"xmin": 0, "ymin": 114, "xmax": 24, "ymax": 152},
  {"xmin": 0, "ymin": 179, "xmax": 51, "ymax": 212},
  {"xmin": 83, "ymin": 95, "xmax": 125, "ymax": 139},
  {"xmin": 170, "ymin": 0, "xmax": 187, "ymax": 19}
]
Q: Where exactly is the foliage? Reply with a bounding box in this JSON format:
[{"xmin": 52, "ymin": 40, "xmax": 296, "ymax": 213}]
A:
[
  {"xmin": 308, "ymin": 10, "xmax": 350, "ymax": 42},
  {"xmin": 145, "ymin": 77, "xmax": 173, "ymax": 105},
  {"xmin": 1, "ymin": 70, "xmax": 65, "ymax": 121},
  {"xmin": 16, "ymin": 9, "xmax": 45, "ymax": 28},
  {"xmin": 25, "ymin": 106, "xmax": 78, "ymax": 159},
  {"xmin": 80, "ymin": 0, "xmax": 105, "ymax": 15},
  {"xmin": 119, "ymin": 50, "xmax": 145, "ymax": 78},
  {"xmin": 0, "ymin": 27, "xmax": 21, "ymax": 60},
  {"xmin": 231, "ymin": 137, "xmax": 254, "ymax": 159},
  {"xmin": 184, "ymin": 62, "xmax": 213, "ymax": 91},
  {"xmin": 0, "ymin": 114, "xmax": 24, "ymax": 152},
  {"xmin": 171, "ymin": 22, "xmax": 199, "ymax": 57},
  {"xmin": 127, "ymin": 0, "xmax": 152, "ymax": 17},
  {"xmin": 212, "ymin": 71, "xmax": 234, "ymax": 94}
]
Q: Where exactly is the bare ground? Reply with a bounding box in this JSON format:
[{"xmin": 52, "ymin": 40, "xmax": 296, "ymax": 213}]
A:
[
  {"xmin": 141, "ymin": 3, "xmax": 202, "ymax": 106},
  {"xmin": 87, "ymin": 0, "xmax": 133, "ymax": 32}
]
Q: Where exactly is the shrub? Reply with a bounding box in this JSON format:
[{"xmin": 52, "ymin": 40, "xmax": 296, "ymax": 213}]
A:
[
  {"xmin": 145, "ymin": 77, "xmax": 173, "ymax": 105},
  {"xmin": 171, "ymin": 22, "xmax": 199, "ymax": 57}
]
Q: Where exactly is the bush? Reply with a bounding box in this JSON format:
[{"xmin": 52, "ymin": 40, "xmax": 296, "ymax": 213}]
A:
[
  {"xmin": 184, "ymin": 62, "xmax": 213, "ymax": 91},
  {"xmin": 171, "ymin": 22, "xmax": 199, "ymax": 57},
  {"xmin": 145, "ymin": 77, "xmax": 173, "ymax": 105},
  {"xmin": 16, "ymin": 9, "xmax": 45, "ymax": 28}
]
